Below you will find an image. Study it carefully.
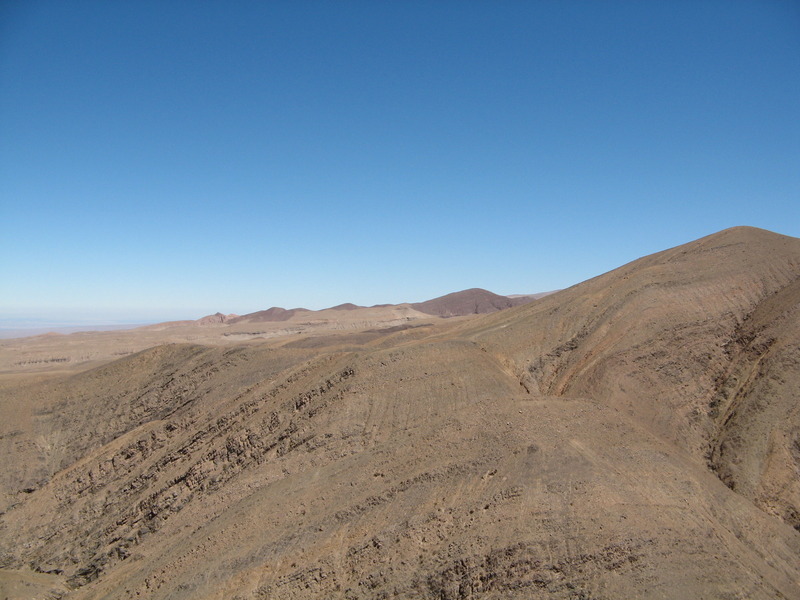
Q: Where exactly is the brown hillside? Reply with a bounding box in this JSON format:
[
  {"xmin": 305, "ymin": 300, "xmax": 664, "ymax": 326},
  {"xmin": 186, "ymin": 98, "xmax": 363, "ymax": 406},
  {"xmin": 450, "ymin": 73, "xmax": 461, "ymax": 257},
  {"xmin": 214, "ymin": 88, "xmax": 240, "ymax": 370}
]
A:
[
  {"xmin": 196, "ymin": 312, "xmax": 237, "ymax": 325},
  {"xmin": 327, "ymin": 303, "xmax": 362, "ymax": 311},
  {"xmin": 466, "ymin": 226, "xmax": 800, "ymax": 529},
  {"xmin": 411, "ymin": 288, "xmax": 534, "ymax": 317},
  {"xmin": 1, "ymin": 226, "xmax": 799, "ymax": 600}
]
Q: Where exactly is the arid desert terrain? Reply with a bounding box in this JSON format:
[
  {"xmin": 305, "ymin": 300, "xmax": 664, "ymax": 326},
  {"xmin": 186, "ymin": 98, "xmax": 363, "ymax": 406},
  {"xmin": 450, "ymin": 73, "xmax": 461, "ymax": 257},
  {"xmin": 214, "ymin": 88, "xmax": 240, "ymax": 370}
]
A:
[{"xmin": 1, "ymin": 226, "xmax": 799, "ymax": 599}]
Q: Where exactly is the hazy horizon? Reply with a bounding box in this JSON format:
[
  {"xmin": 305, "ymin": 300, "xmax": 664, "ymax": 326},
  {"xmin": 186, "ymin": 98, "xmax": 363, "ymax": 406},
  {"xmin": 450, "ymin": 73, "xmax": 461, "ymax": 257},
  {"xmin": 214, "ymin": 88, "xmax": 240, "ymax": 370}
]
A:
[{"xmin": 0, "ymin": 285, "xmax": 560, "ymax": 332}]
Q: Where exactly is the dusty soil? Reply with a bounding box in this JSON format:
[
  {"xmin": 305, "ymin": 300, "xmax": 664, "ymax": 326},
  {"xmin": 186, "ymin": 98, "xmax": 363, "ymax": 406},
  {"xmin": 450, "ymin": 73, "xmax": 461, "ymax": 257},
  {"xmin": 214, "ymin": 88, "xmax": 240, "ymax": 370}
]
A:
[{"xmin": 1, "ymin": 226, "xmax": 799, "ymax": 599}]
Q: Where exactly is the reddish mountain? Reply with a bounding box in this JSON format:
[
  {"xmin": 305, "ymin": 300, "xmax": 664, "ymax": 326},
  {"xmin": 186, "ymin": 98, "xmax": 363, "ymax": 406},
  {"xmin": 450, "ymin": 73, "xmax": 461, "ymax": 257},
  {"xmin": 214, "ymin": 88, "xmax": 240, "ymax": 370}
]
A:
[
  {"xmin": 326, "ymin": 303, "xmax": 362, "ymax": 311},
  {"xmin": 411, "ymin": 287, "xmax": 535, "ymax": 317}
]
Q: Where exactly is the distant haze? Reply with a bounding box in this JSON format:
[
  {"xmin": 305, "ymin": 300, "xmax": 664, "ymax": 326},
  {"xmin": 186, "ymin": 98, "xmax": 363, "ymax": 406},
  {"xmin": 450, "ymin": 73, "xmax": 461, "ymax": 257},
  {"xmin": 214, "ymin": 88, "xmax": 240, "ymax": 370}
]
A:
[{"xmin": 0, "ymin": 288, "xmax": 551, "ymax": 339}]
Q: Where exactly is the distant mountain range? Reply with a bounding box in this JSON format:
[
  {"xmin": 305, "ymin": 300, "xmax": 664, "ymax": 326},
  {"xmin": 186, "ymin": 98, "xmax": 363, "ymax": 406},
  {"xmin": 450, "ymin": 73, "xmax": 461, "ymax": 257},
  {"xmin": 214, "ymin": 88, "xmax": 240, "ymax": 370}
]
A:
[
  {"xmin": 0, "ymin": 290, "xmax": 555, "ymax": 340},
  {"xmin": 191, "ymin": 288, "xmax": 551, "ymax": 326}
]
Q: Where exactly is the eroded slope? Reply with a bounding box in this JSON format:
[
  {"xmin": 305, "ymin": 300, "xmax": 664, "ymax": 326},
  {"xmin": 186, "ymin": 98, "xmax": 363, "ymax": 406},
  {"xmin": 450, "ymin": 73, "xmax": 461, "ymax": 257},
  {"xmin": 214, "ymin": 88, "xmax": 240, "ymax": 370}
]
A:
[{"xmin": 468, "ymin": 226, "xmax": 800, "ymax": 530}]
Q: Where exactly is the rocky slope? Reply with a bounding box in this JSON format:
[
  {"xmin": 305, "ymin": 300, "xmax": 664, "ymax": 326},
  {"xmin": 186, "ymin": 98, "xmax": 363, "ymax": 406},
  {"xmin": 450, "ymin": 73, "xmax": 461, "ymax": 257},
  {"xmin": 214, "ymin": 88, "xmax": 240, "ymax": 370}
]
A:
[
  {"xmin": 0, "ymin": 226, "xmax": 798, "ymax": 599},
  {"xmin": 466, "ymin": 226, "xmax": 800, "ymax": 531}
]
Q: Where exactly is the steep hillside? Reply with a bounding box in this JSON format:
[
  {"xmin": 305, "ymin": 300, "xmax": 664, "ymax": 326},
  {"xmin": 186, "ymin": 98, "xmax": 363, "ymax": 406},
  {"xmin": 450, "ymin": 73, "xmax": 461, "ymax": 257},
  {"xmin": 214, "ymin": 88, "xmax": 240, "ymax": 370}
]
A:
[
  {"xmin": 467, "ymin": 226, "xmax": 800, "ymax": 530},
  {"xmin": 1, "ymin": 227, "xmax": 799, "ymax": 600}
]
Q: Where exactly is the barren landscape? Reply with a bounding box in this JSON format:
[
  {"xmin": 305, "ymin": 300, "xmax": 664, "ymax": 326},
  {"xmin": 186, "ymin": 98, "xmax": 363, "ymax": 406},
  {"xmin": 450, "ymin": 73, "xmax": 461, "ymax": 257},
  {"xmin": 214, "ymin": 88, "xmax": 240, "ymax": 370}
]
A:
[{"xmin": 1, "ymin": 226, "xmax": 799, "ymax": 599}]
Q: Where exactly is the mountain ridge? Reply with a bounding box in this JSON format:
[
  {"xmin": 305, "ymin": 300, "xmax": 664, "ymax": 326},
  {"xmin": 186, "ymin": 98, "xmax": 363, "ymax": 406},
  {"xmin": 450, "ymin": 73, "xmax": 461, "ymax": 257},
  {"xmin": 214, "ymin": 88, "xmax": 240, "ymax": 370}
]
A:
[{"xmin": 194, "ymin": 288, "xmax": 544, "ymax": 326}]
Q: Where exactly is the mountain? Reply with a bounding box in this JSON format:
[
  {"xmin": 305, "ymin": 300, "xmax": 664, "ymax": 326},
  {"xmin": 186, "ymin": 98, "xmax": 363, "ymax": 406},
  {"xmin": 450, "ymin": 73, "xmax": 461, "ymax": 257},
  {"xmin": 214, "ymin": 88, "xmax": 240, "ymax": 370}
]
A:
[
  {"xmin": 327, "ymin": 303, "xmax": 362, "ymax": 311},
  {"xmin": 469, "ymin": 225, "xmax": 800, "ymax": 529},
  {"xmin": 1, "ymin": 226, "xmax": 799, "ymax": 600},
  {"xmin": 214, "ymin": 290, "xmax": 536, "ymax": 325},
  {"xmin": 195, "ymin": 312, "xmax": 238, "ymax": 325},
  {"xmin": 228, "ymin": 306, "xmax": 310, "ymax": 323},
  {"xmin": 410, "ymin": 288, "xmax": 536, "ymax": 317}
]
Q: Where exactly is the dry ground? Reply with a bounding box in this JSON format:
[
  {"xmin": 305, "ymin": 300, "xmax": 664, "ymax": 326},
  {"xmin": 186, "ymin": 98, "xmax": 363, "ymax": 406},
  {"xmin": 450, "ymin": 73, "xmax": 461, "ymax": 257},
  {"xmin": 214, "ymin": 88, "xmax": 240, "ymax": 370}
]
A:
[{"xmin": 1, "ymin": 226, "xmax": 799, "ymax": 599}]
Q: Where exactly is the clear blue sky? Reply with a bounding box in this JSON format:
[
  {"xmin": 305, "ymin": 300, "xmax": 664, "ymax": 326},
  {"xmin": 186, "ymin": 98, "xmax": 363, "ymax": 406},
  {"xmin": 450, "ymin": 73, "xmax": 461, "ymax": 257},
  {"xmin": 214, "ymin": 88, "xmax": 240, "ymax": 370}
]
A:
[{"xmin": 2, "ymin": 1, "xmax": 798, "ymax": 322}]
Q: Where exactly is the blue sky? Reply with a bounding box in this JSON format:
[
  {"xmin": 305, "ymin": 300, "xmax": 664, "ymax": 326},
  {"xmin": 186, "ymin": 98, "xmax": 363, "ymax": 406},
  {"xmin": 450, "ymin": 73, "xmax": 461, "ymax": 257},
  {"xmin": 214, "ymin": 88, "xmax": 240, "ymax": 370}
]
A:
[{"xmin": 1, "ymin": 1, "xmax": 798, "ymax": 322}]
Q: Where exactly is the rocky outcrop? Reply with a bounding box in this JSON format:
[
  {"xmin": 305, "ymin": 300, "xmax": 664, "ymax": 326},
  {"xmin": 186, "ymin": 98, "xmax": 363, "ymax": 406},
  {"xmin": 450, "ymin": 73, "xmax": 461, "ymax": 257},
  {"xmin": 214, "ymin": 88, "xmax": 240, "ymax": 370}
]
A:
[{"xmin": 196, "ymin": 313, "xmax": 238, "ymax": 325}]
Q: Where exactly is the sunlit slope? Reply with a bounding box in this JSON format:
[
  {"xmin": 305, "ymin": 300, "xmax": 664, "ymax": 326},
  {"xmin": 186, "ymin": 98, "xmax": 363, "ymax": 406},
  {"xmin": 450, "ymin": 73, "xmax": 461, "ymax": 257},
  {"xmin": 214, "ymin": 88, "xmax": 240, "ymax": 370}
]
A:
[{"xmin": 466, "ymin": 226, "xmax": 800, "ymax": 529}]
